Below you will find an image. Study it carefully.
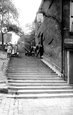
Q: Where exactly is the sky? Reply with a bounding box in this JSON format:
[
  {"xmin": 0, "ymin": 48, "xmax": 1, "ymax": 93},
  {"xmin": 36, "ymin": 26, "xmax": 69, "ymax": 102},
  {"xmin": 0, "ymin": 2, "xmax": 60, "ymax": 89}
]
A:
[{"xmin": 12, "ymin": 0, "xmax": 42, "ymax": 34}]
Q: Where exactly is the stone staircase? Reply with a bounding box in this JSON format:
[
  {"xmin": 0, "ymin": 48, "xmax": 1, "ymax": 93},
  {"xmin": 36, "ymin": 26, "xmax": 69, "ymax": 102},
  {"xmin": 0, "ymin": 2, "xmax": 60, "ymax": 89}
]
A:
[{"xmin": 6, "ymin": 54, "xmax": 73, "ymax": 98}]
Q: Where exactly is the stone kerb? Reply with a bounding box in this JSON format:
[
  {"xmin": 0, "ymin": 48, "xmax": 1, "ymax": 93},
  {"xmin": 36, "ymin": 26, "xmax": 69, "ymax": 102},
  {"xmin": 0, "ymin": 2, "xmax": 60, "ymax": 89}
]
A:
[
  {"xmin": 0, "ymin": 51, "xmax": 10, "ymax": 92},
  {"xmin": 41, "ymin": 55, "xmax": 62, "ymax": 77}
]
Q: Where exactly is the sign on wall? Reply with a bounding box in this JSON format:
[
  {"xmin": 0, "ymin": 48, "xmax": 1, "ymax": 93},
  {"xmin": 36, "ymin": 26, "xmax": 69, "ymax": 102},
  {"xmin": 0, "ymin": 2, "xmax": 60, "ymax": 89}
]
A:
[
  {"xmin": 64, "ymin": 38, "xmax": 73, "ymax": 44},
  {"xmin": 2, "ymin": 27, "xmax": 7, "ymax": 33},
  {"xmin": 36, "ymin": 13, "xmax": 44, "ymax": 23}
]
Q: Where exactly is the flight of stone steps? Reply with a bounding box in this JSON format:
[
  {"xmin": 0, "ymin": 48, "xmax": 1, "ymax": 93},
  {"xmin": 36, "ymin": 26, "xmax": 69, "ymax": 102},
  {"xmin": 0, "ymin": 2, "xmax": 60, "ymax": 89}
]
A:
[{"xmin": 6, "ymin": 55, "xmax": 73, "ymax": 98}]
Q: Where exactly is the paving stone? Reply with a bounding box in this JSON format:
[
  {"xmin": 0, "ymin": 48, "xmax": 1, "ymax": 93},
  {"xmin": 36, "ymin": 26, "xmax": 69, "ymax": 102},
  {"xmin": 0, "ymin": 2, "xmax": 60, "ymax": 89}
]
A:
[{"xmin": 0, "ymin": 97, "xmax": 73, "ymax": 115}]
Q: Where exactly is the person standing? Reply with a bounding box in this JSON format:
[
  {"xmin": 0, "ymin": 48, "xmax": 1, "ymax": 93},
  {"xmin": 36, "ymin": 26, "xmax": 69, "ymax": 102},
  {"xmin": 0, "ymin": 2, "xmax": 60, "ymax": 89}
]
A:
[
  {"xmin": 7, "ymin": 43, "xmax": 12, "ymax": 58},
  {"xmin": 35, "ymin": 43, "xmax": 42, "ymax": 58}
]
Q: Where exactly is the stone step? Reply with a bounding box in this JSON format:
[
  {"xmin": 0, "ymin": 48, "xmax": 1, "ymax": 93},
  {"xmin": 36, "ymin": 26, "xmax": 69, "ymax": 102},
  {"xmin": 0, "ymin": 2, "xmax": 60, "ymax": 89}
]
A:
[
  {"xmin": 7, "ymin": 77, "xmax": 60, "ymax": 80},
  {"xmin": 8, "ymin": 79, "xmax": 65, "ymax": 83},
  {"xmin": 8, "ymin": 82, "xmax": 67, "ymax": 86},
  {"xmin": 9, "ymin": 71, "xmax": 53, "ymax": 73},
  {"xmin": 8, "ymin": 85, "xmax": 73, "ymax": 89},
  {"xmin": 8, "ymin": 70, "xmax": 57, "ymax": 76},
  {"xmin": 7, "ymin": 77, "xmax": 62, "ymax": 80},
  {"xmin": 8, "ymin": 66, "xmax": 53, "ymax": 69},
  {"xmin": 8, "ymin": 89, "xmax": 73, "ymax": 94},
  {"xmin": 8, "ymin": 71, "xmax": 54, "ymax": 73},
  {"xmin": 8, "ymin": 67, "xmax": 53, "ymax": 69},
  {"xmin": 7, "ymin": 75, "xmax": 58, "ymax": 77},
  {"xmin": 8, "ymin": 67, "xmax": 52, "ymax": 69},
  {"xmin": 7, "ymin": 74, "xmax": 59, "ymax": 77},
  {"xmin": 7, "ymin": 55, "xmax": 72, "ymax": 98},
  {"xmin": 7, "ymin": 93, "xmax": 73, "ymax": 98}
]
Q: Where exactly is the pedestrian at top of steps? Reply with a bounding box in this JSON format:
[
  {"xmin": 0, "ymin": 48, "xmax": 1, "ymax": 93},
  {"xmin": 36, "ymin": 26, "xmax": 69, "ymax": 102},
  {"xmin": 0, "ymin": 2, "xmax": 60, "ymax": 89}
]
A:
[
  {"xmin": 7, "ymin": 43, "xmax": 12, "ymax": 58},
  {"xmin": 35, "ymin": 43, "xmax": 42, "ymax": 58}
]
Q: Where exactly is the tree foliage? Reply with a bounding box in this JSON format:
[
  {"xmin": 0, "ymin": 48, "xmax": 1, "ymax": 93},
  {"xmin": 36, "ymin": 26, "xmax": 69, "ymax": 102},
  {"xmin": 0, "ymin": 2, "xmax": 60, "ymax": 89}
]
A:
[
  {"xmin": 7, "ymin": 24, "xmax": 24, "ymax": 35},
  {"xmin": 0, "ymin": 0, "xmax": 18, "ymax": 19}
]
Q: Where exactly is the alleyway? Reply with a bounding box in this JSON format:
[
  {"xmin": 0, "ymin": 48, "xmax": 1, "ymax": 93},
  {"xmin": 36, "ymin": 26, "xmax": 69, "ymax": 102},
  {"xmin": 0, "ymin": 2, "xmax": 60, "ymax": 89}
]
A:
[{"xmin": 6, "ymin": 53, "xmax": 73, "ymax": 98}]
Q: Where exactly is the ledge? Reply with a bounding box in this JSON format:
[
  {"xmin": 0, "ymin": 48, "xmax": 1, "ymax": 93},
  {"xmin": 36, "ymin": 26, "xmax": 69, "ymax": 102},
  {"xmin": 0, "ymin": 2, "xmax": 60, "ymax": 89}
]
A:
[
  {"xmin": 0, "ymin": 51, "xmax": 10, "ymax": 91},
  {"xmin": 41, "ymin": 56, "xmax": 62, "ymax": 77}
]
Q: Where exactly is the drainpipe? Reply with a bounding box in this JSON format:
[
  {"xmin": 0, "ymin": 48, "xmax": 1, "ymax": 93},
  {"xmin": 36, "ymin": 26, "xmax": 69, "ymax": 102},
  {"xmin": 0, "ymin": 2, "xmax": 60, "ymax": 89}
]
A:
[{"xmin": 61, "ymin": 0, "xmax": 64, "ymax": 78}]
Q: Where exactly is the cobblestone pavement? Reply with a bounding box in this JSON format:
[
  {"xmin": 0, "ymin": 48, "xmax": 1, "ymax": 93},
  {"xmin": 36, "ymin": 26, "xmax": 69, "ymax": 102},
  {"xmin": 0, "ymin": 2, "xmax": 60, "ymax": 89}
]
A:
[{"xmin": 0, "ymin": 95, "xmax": 73, "ymax": 115}]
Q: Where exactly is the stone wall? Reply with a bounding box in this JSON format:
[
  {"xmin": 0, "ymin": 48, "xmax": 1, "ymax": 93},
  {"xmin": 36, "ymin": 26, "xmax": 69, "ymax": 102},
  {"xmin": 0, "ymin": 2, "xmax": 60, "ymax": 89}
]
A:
[
  {"xmin": 35, "ymin": 0, "xmax": 71, "ymax": 80},
  {"xmin": 35, "ymin": 0, "xmax": 62, "ymax": 68},
  {"xmin": 0, "ymin": 51, "xmax": 8, "ymax": 83}
]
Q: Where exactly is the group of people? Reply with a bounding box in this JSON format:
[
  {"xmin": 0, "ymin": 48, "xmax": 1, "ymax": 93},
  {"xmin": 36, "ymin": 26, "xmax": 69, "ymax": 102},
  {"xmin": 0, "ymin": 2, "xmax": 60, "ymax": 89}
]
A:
[
  {"xmin": 35, "ymin": 43, "xmax": 43, "ymax": 58},
  {"xmin": 5, "ymin": 43, "xmax": 19, "ymax": 58},
  {"xmin": 5, "ymin": 42, "xmax": 43, "ymax": 58},
  {"xmin": 25, "ymin": 43, "xmax": 43, "ymax": 58}
]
